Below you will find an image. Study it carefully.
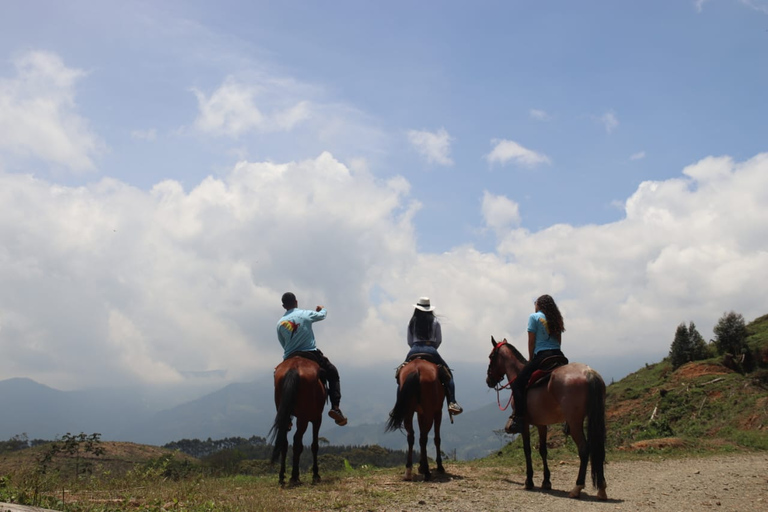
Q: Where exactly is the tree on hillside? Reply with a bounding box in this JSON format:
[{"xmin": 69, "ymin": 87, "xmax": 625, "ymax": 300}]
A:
[
  {"xmin": 669, "ymin": 322, "xmax": 710, "ymax": 370},
  {"xmin": 688, "ymin": 321, "xmax": 710, "ymax": 360},
  {"xmin": 713, "ymin": 311, "xmax": 748, "ymax": 356},
  {"xmin": 670, "ymin": 323, "xmax": 692, "ymax": 369}
]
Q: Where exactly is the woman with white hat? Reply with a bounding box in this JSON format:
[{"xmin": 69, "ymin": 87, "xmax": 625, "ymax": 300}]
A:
[{"xmin": 404, "ymin": 297, "xmax": 463, "ymax": 415}]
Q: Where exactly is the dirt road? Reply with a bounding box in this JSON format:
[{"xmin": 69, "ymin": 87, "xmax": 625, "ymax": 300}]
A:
[{"xmin": 363, "ymin": 453, "xmax": 767, "ymax": 512}]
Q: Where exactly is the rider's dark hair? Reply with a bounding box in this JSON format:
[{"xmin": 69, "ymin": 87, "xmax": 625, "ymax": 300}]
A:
[
  {"xmin": 409, "ymin": 309, "xmax": 435, "ymax": 340},
  {"xmin": 536, "ymin": 294, "xmax": 565, "ymax": 340}
]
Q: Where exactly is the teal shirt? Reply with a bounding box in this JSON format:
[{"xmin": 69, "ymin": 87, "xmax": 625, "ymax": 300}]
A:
[
  {"xmin": 527, "ymin": 311, "xmax": 561, "ymax": 354},
  {"xmin": 276, "ymin": 308, "xmax": 327, "ymax": 359}
]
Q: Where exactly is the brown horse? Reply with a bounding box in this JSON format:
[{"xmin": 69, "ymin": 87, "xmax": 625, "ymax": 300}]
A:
[
  {"xmin": 486, "ymin": 337, "xmax": 607, "ymax": 500},
  {"xmin": 385, "ymin": 358, "xmax": 445, "ymax": 481},
  {"xmin": 268, "ymin": 356, "xmax": 326, "ymax": 486}
]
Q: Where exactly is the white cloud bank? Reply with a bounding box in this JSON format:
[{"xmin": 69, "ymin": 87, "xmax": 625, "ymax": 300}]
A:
[
  {"xmin": 2, "ymin": 152, "xmax": 767, "ymax": 389},
  {"xmin": 407, "ymin": 128, "xmax": 454, "ymax": 166},
  {"xmin": 0, "ymin": 51, "xmax": 104, "ymax": 172}
]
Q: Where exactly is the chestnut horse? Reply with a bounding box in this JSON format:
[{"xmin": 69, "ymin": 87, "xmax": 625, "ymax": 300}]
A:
[
  {"xmin": 268, "ymin": 356, "xmax": 326, "ymax": 485},
  {"xmin": 486, "ymin": 337, "xmax": 607, "ymax": 500},
  {"xmin": 385, "ymin": 358, "xmax": 445, "ymax": 481}
]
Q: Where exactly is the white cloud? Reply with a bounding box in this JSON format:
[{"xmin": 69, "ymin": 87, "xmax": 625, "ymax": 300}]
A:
[
  {"xmin": 529, "ymin": 109, "xmax": 551, "ymax": 121},
  {"xmin": 486, "ymin": 139, "xmax": 551, "ymax": 167},
  {"xmin": 1, "ymin": 152, "xmax": 767, "ymax": 390},
  {"xmin": 0, "ymin": 51, "xmax": 104, "ymax": 172},
  {"xmin": 131, "ymin": 129, "xmax": 157, "ymax": 141},
  {"xmin": 192, "ymin": 76, "xmax": 311, "ymax": 137},
  {"xmin": 482, "ymin": 191, "xmax": 521, "ymax": 231},
  {"xmin": 407, "ymin": 128, "xmax": 454, "ymax": 166},
  {"xmin": 598, "ymin": 110, "xmax": 619, "ymax": 133},
  {"xmin": 630, "ymin": 151, "xmax": 646, "ymax": 160},
  {"xmin": 694, "ymin": 0, "xmax": 710, "ymax": 12},
  {"xmin": 739, "ymin": 0, "xmax": 768, "ymax": 14}
]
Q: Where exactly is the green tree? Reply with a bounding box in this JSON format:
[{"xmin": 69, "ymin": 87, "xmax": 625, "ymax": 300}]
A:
[
  {"xmin": 688, "ymin": 321, "xmax": 709, "ymax": 361},
  {"xmin": 669, "ymin": 323, "xmax": 693, "ymax": 369},
  {"xmin": 713, "ymin": 311, "xmax": 748, "ymax": 355}
]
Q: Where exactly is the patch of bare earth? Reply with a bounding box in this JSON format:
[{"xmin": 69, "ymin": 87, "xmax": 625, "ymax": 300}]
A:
[{"xmin": 336, "ymin": 453, "xmax": 768, "ymax": 512}]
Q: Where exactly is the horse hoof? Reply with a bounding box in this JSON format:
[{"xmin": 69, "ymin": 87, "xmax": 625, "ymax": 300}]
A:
[
  {"xmin": 312, "ymin": 475, "xmax": 321, "ymax": 484},
  {"xmin": 541, "ymin": 481, "xmax": 552, "ymax": 490},
  {"xmin": 524, "ymin": 480, "xmax": 534, "ymax": 490},
  {"xmin": 568, "ymin": 485, "xmax": 584, "ymax": 499},
  {"xmin": 436, "ymin": 465, "xmax": 445, "ymax": 474},
  {"xmin": 289, "ymin": 478, "xmax": 301, "ymax": 487},
  {"xmin": 597, "ymin": 488, "xmax": 608, "ymax": 500},
  {"xmin": 404, "ymin": 468, "xmax": 413, "ymax": 481}
]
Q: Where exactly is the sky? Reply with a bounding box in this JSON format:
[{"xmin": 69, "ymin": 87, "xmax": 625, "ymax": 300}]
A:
[{"xmin": 1, "ymin": 0, "xmax": 767, "ymax": 402}]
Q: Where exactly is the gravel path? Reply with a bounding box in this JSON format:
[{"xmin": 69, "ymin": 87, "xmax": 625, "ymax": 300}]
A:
[{"xmin": 371, "ymin": 453, "xmax": 768, "ymax": 512}]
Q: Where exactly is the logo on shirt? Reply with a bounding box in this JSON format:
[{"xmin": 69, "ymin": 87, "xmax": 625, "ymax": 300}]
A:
[
  {"xmin": 280, "ymin": 320, "xmax": 299, "ymax": 334},
  {"xmin": 538, "ymin": 317, "xmax": 550, "ymax": 335}
]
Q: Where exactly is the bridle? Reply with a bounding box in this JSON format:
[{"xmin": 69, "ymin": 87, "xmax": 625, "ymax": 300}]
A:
[{"xmin": 488, "ymin": 340, "xmax": 515, "ymax": 411}]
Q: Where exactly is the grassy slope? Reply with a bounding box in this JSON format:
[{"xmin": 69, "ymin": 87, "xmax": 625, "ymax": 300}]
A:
[{"xmin": 605, "ymin": 313, "xmax": 768, "ymax": 452}]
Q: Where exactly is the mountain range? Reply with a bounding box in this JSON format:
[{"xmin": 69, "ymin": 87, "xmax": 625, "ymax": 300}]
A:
[{"xmin": 0, "ymin": 362, "xmax": 511, "ymax": 460}]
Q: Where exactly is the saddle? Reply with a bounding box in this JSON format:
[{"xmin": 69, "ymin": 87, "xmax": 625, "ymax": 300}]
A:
[
  {"xmin": 283, "ymin": 351, "xmax": 328, "ymax": 384},
  {"xmin": 394, "ymin": 355, "xmax": 452, "ymax": 382},
  {"xmin": 526, "ymin": 355, "xmax": 569, "ymax": 389}
]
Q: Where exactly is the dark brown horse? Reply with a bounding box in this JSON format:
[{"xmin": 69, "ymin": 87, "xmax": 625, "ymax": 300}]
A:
[
  {"xmin": 385, "ymin": 358, "xmax": 445, "ymax": 481},
  {"xmin": 486, "ymin": 337, "xmax": 607, "ymax": 500},
  {"xmin": 268, "ymin": 356, "xmax": 326, "ymax": 485}
]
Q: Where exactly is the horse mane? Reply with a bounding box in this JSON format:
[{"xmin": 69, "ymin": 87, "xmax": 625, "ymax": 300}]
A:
[{"xmin": 506, "ymin": 342, "xmax": 528, "ymax": 364}]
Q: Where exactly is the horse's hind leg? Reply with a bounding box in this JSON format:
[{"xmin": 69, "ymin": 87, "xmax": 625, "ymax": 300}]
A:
[
  {"xmin": 278, "ymin": 430, "xmax": 288, "ymax": 486},
  {"xmin": 404, "ymin": 415, "xmax": 415, "ymax": 481},
  {"xmin": 290, "ymin": 420, "xmax": 307, "ymax": 485},
  {"xmin": 537, "ymin": 425, "xmax": 551, "ymax": 490},
  {"xmin": 567, "ymin": 419, "xmax": 588, "ymax": 499},
  {"xmin": 434, "ymin": 413, "xmax": 444, "ymax": 474},
  {"xmin": 311, "ymin": 420, "xmax": 321, "ymax": 484},
  {"xmin": 417, "ymin": 416, "xmax": 432, "ymax": 480}
]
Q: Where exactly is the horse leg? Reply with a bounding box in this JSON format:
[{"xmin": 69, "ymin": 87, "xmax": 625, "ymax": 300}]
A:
[
  {"xmin": 521, "ymin": 422, "xmax": 534, "ymax": 490},
  {"xmin": 537, "ymin": 425, "xmax": 551, "ymax": 490},
  {"xmin": 567, "ymin": 419, "xmax": 588, "ymax": 499},
  {"xmin": 278, "ymin": 429, "xmax": 288, "ymax": 487},
  {"xmin": 311, "ymin": 420, "xmax": 321, "ymax": 484},
  {"xmin": 290, "ymin": 420, "xmax": 307, "ymax": 485},
  {"xmin": 434, "ymin": 412, "xmax": 444, "ymax": 474},
  {"xmin": 418, "ymin": 414, "xmax": 432, "ymax": 480},
  {"xmin": 404, "ymin": 415, "xmax": 415, "ymax": 481}
]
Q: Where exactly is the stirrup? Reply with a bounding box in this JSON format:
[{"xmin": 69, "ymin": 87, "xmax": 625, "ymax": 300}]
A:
[
  {"xmin": 505, "ymin": 416, "xmax": 524, "ymax": 434},
  {"xmin": 448, "ymin": 402, "xmax": 463, "ymax": 415}
]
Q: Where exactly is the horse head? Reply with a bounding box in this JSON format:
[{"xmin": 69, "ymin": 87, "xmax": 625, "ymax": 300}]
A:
[
  {"xmin": 486, "ymin": 336, "xmax": 528, "ymax": 388},
  {"xmin": 486, "ymin": 336, "xmax": 508, "ymax": 388}
]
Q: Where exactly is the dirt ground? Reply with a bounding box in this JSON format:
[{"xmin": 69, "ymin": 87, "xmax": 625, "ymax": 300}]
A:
[{"xmin": 365, "ymin": 453, "xmax": 768, "ymax": 512}]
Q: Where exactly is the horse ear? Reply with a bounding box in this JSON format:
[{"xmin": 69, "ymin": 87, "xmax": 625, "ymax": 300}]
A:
[{"xmin": 491, "ymin": 336, "xmax": 496, "ymax": 346}]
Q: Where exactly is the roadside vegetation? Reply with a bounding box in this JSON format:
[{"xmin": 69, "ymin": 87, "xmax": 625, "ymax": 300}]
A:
[{"xmin": 1, "ymin": 313, "xmax": 765, "ymax": 511}]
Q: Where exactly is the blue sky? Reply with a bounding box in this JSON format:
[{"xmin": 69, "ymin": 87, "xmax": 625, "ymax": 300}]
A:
[{"xmin": 1, "ymin": 1, "xmax": 767, "ymax": 405}]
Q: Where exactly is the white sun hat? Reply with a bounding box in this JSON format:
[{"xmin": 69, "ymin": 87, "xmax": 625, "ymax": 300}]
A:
[{"xmin": 414, "ymin": 297, "xmax": 435, "ymax": 312}]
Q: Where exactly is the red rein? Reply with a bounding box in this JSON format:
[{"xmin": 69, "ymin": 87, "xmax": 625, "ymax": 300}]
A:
[{"xmin": 492, "ymin": 341, "xmax": 515, "ymax": 411}]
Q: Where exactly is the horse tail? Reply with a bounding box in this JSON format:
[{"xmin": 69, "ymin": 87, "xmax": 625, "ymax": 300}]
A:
[
  {"xmin": 269, "ymin": 368, "xmax": 300, "ymax": 463},
  {"xmin": 385, "ymin": 370, "xmax": 420, "ymax": 432},
  {"xmin": 586, "ymin": 369, "xmax": 607, "ymax": 489}
]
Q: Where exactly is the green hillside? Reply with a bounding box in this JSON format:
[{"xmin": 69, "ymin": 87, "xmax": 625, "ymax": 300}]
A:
[{"xmin": 605, "ymin": 313, "xmax": 768, "ymax": 451}]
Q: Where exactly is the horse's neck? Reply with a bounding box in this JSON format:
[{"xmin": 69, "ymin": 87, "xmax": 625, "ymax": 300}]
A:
[{"xmin": 503, "ymin": 350, "xmax": 525, "ymax": 382}]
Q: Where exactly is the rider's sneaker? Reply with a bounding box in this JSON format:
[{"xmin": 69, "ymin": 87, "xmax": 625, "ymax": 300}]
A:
[
  {"xmin": 505, "ymin": 416, "xmax": 524, "ymax": 434},
  {"xmin": 448, "ymin": 402, "xmax": 463, "ymax": 415},
  {"xmin": 328, "ymin": 408, "xmax": 348, "ymax": 426}
]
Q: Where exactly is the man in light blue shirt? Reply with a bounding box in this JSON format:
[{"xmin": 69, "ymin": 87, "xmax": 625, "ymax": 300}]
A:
[{"xmin": 276, "ymin": 292, "xmax": 347, "ymax": 426}]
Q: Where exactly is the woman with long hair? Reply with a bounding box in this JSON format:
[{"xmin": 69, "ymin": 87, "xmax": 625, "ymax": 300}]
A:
[
  {"xmin": 505, "ymin": 294, "xmax": 566, "ymax": 433},
  {"xmin": 404, "ymin": 297, "xmax": 462, "ymax": 415}
]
